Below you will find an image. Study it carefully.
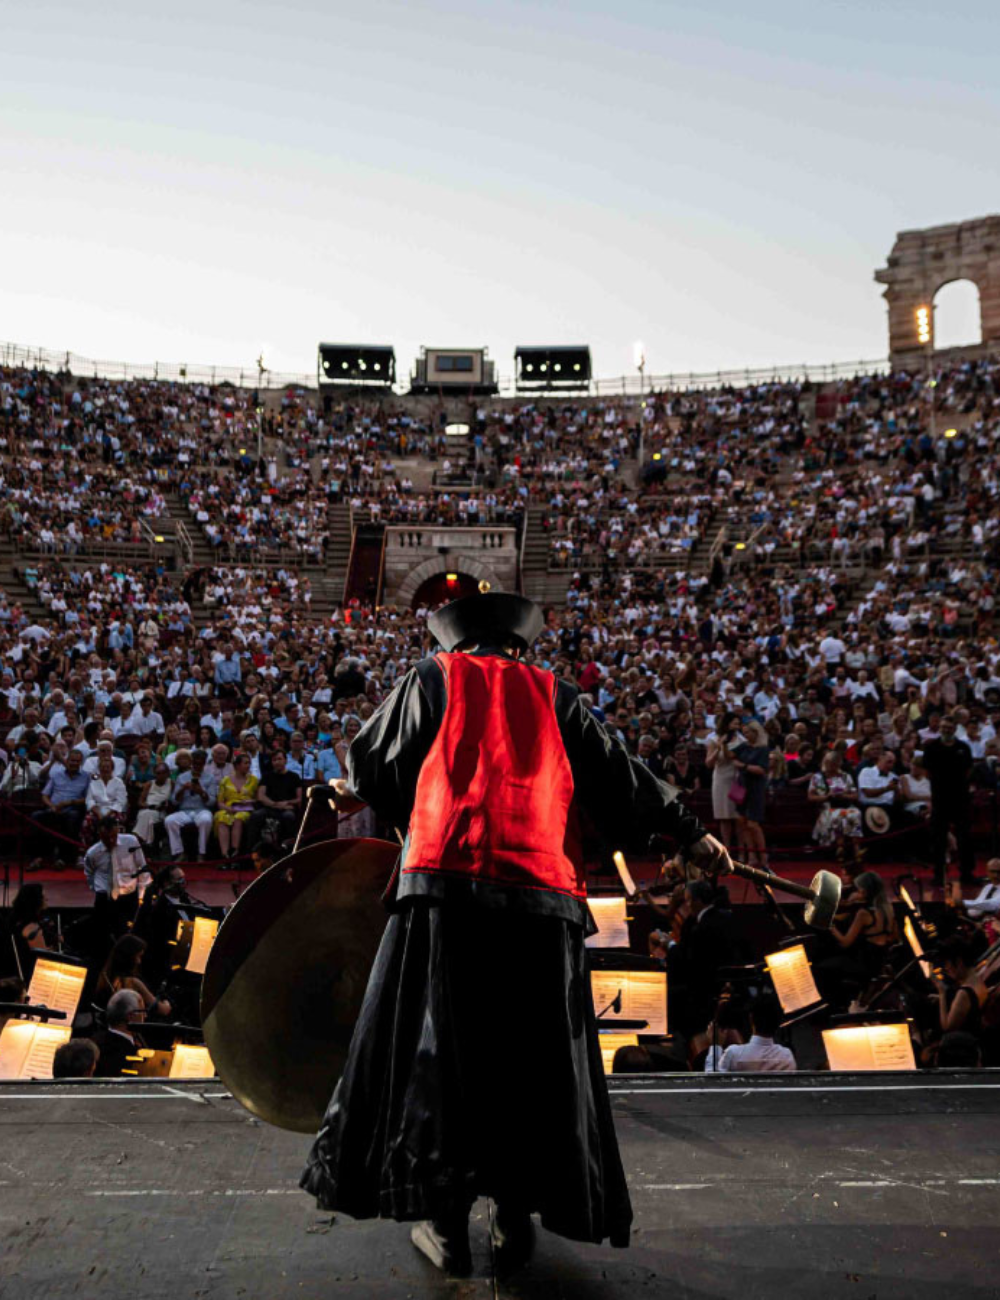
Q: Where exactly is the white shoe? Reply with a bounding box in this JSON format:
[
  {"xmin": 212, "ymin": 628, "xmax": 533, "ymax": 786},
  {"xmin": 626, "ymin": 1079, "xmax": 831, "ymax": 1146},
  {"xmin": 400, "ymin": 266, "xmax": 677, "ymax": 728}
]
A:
[{"xmin": 410, "ymin": 1219, "xmax": 472, "ymax": 1276}]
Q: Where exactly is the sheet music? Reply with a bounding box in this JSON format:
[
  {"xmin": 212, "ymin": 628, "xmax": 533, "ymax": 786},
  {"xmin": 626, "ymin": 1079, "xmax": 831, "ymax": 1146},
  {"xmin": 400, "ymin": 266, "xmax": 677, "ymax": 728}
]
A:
[
  {"xmin": 27, "ymin": 959, "xmax": 86, "ymax": 1020},
  {"xmin": 626, "ymin": 969, "xmax": 668, "ymax": 1035},
  {"xmin": 612, "ymin": 851, "xmax": 638, "ymax": 898},
  {"xmin": 766, "ymin": 945, "xmax": 821, "ymax": 1014},
  {"xmin": 0, "ymin": 1020, "xmax": 72, "ymax": 1079},
  {"xmin": 822, "ymin": 1023, "xmax": 915, "ymax": 1072},
  {"xmin": 590, "ymin": 969, "xmax": 667, "ymax": 1035},
  {"xmin": 185, "ymin": 917, "xmax": 219, "ymax": 975},
  {"xmin": 867, "ymin": 1023, "xmax": 917, "ymax": 1071},
  {"xmin": 591, "ymin": 971, "xmax": 627, "ymax": 1020},
  {"xmin": 168, "ymin": 1044, "xmax": 214, "ymax": 1079},
  {"xmin": 597, "ymin": 1031, "xmax": 638, "ymax": 1074},
  {"xmin": 585, "ymin": 898, "xmax": 630, "ymax": 949}
]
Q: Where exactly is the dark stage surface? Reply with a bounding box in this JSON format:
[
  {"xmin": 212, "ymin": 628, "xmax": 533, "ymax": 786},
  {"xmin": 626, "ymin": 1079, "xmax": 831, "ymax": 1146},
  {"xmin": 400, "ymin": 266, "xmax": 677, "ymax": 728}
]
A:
[{"xmin": 3, "ymin": 1073, "xmax": 1000, "ymax": 1299}]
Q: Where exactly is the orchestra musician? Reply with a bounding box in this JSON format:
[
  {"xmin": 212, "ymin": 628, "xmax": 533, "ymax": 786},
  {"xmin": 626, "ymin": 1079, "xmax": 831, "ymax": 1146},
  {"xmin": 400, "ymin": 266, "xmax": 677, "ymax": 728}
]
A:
[{"xmin": 299, "ymin": 588, "xmax": 733, "ymax": 1276}]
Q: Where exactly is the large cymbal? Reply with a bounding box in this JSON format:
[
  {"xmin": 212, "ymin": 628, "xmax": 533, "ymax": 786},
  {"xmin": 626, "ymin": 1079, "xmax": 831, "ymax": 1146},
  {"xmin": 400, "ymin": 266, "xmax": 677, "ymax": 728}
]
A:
[{"xmin": 201, "ymin": 836, "xmax": 399, "ymax": 1134}]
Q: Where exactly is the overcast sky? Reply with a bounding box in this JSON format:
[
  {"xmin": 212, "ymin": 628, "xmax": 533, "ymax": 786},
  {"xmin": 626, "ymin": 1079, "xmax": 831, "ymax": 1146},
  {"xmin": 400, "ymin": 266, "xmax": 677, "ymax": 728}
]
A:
[{"xmin": 1, "ymin": 0, "xmax": 996, "ymax": 383}]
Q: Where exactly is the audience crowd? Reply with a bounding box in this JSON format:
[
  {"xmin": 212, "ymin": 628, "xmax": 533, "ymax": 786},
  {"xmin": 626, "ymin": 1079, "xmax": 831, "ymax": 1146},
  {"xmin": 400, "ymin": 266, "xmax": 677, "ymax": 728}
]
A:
[{"xmin": 1, "ymin": 353, "xmax": 999, "ymax": 1075}]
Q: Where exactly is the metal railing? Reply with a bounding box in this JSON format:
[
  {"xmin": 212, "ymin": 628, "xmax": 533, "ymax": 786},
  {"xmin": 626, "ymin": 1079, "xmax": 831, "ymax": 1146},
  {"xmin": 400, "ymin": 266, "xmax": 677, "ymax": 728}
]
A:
[
  {"xmin": 0, "ymin": 340, "xmax": 314, "ymax": 392},
  {"xmin": 15, "ymin": 533, "xmax": 156, "ymax": 561},
  {"xmin": 175, "ymin": 521, "xmax": 194, "ymax": 566},
  {"xmin": 707, "ymin": 524, "xmax": 728, "ymax": 567},
  {"xmin": 1, "ymin": 337, "xmax": 891, "ymax": 398},
  {"xmin": 587, "ymin": 357, "xmax": 891, "ymax": 395}
]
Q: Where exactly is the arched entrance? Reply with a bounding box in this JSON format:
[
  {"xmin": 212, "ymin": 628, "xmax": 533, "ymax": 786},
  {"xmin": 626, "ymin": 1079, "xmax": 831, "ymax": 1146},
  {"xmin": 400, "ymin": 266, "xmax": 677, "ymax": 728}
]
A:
[
  {"xmin": 411, "ymin": 570, "xmax": 480, "ymax": 610},
  {"xmin": 396, "ymin": 554, "xmax": 504, "ymax": 607},
  {"xmin": 933, "ymin": 279, "xmax": 983, "ymax": 349}
]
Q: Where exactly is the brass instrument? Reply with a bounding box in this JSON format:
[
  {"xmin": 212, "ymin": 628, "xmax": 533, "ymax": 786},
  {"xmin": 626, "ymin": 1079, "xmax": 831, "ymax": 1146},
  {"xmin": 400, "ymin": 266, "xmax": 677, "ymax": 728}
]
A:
[{"xmin": 201, "ymin": 835, "xmax": 399, "ymax": 1133}]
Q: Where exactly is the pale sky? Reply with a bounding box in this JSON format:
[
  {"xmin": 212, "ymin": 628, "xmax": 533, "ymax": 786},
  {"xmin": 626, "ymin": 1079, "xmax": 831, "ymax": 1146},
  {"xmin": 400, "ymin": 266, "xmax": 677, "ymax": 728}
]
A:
[{"xmin": 1, "ymin": 1, "xmax": 996, "ymax": 384}]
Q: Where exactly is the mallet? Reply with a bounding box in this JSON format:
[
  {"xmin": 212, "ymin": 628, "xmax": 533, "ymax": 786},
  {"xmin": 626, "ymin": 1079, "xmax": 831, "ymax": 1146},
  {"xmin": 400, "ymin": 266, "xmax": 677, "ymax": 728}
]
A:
[{"xmin": 725, "ymin": 861, "xmax": 842, "ymax": 930}]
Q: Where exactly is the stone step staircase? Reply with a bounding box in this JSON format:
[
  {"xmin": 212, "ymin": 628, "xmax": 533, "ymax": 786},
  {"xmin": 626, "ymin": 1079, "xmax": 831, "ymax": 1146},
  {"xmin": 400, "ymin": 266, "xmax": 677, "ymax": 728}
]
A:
[
  {"xmin": 520, "ymin": 508, "xmax": 571, "ymax": 604},
  {"xmin": 326, "ymin": 503, "xmax": 353, "ymax": 603},
  {"xmin": 0, "ymin": 538, "xmax": 49, "ymax": 623}
]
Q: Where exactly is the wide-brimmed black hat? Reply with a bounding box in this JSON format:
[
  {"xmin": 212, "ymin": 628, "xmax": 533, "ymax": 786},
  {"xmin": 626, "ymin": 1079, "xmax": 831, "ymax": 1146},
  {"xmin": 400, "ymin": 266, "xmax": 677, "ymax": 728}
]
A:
[{"xmin": 427, "ymin": 590, "xmax": 544, "ymax": 653}]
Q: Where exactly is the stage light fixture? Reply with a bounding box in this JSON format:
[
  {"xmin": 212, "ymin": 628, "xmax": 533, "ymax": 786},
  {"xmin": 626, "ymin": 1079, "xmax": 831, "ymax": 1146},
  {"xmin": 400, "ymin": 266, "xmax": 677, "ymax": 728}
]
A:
[
  {"xmin": 944, "ymin": 428, "xmax": 958, "ymax": 438},
  {"xmin": 319, "ymin": 343, "xmax": 396, "ymax": 386},
  {"xmin": 515, "ymin": 346, "xmax": 591, "ymax": 391},
  {"xmin": 915, "ymin": 305, "xmax": 931, "ymax": 345}
]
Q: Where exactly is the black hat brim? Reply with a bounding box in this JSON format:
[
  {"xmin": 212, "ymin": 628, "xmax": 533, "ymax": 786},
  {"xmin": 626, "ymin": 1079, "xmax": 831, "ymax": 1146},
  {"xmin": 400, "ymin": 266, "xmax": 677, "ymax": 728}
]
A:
[{"xmin": 427, "ymin": 592, "xmax": 544, "ymax": 653}]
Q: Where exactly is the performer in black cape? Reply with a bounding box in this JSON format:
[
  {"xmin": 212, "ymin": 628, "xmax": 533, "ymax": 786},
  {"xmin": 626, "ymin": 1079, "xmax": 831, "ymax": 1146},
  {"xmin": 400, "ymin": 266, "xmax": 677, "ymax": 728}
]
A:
[{"xmin": 300, "ymin": 588, "xmax": 732, "ymax": 1274}]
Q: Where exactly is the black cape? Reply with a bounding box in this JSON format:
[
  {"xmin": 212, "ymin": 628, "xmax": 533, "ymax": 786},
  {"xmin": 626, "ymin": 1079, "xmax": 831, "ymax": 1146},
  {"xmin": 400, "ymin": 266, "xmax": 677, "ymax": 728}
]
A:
[{"xmin": 300, "ymin": 651, "xmax": 705, "ymax": 1246}]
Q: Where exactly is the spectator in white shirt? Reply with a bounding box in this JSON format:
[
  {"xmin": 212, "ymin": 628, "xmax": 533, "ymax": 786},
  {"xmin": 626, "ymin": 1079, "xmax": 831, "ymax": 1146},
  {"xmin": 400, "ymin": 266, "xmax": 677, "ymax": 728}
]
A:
[
  {"xmin": 6, "ymin": 707, "xmax": 42, "ymax": 747},
  {"xmin": 86, "ymin": 754, "xmax": 129, "ymax": 817},
  {"xmin": 850, "ymin": 669, "xmax": 880, "ymax": 702},
  {"xmin": 819, "ymin": 634, "xmax": 845, "ymax": 666},
  {"xmin": 200, "ymin": 700, "xmax": 225, "ymax": 734},
  {"xmin": 717, "ymin": 997, "xmax": 796, "ymax": 1073},
  {"xmin": 126, "ymin": 695, "xmax": 165, "ymax": 738},
  {"xmin": 109, "ymin": 700, "xmax": 136, "ymax": 735},
  {"xmin": 953, "ymin": 858, "xmax": 1000, "ymax": 919},
  {"xmin": 83, "ymin": 738, "xmax": 127, "ymax": 779},
  {"xmin": 858, "ymin": 753, "xmax": 899, "ymax": 808},
  {"xmin": 0, "ymin": 750, "xmax": 43, "ymax": 794}
]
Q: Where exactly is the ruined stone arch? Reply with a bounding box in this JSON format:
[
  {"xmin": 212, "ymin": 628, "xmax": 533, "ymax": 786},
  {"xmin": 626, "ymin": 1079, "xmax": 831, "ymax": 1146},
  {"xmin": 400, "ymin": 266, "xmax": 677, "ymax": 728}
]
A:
[
  {"xmin": 394, "ymin": 554, "xmax": 505, "ymax": 608},
  {"xmin": 874, "ymin": 215, "xmax": 1000, "ymax": 362}
]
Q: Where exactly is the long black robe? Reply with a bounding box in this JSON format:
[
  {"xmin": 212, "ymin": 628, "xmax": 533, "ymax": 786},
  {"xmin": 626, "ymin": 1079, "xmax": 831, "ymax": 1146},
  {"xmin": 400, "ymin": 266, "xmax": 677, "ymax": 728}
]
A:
[{"xmin": 300, "ymin": 651, "xmax": 705, "ymax": 1246}]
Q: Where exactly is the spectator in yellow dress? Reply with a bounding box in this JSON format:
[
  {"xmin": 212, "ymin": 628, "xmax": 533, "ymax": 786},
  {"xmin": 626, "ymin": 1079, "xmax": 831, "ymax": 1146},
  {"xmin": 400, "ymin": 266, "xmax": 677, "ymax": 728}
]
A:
[{"xmin": 214, "ymin": 751, "xmax": 259, "ymax": 859}]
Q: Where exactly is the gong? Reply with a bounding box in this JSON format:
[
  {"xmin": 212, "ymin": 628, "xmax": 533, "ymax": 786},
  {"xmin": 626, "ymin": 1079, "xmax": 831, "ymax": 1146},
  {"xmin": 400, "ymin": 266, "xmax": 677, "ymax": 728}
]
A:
[{"xmin": 201, "ymin": 836, "xmax": 399, "ymax": 1133}]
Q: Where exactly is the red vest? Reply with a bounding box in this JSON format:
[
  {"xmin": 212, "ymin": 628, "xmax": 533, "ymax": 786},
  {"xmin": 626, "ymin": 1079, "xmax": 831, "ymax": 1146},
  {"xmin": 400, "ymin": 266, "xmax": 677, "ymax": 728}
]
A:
[{"xmin": 404, "ymin": 653, "xmax": 585, "ymax": 900}]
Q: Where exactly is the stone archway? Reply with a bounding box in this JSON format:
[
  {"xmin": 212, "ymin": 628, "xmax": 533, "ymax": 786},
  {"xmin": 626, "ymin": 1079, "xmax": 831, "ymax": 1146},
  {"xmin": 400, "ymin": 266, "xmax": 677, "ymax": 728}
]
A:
[
  {"xmin": 874, "ymin": 215, "xmax": 1000, "ymax": 362},
  {"xmin": 395, "ymin": 554, "xmax": 505, "ymax": 608}
]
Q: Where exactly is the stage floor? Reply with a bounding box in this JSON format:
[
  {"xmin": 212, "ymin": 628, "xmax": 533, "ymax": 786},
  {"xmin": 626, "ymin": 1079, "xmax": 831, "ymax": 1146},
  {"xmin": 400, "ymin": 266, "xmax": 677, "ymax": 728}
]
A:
[{"xmin": 3, "ymin": 1073, "xmax": 1000, "ymax": 1298}]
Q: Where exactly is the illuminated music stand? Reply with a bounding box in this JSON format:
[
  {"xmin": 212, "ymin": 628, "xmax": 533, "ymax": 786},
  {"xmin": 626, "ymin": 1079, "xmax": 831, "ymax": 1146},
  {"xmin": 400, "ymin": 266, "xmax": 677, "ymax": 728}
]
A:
[
  {"xmin": 170, "ymin": 916, "xmax": 220, "ymax": 976},
  {"xmin": 169, "ymin": 1043, "xmax": 215, "ymax": 1079},
  {"xmin": 26, "ymin": 955, "xmax": 87, "ymax": 1024},
  {"xmin": 822, "ymin": 1021, "xmax": 917, "ymax": 1072},
  {"xmin": 765, "ymin": 944, "xmax": 826, "ymax": 1026},
  {"xmin": 0, "ymin": 1019, "xmax": 72, "ymax": 1079},
  {"xmin": 586, "ymin": 897, "xmax": 631, "ymax": 950}
]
